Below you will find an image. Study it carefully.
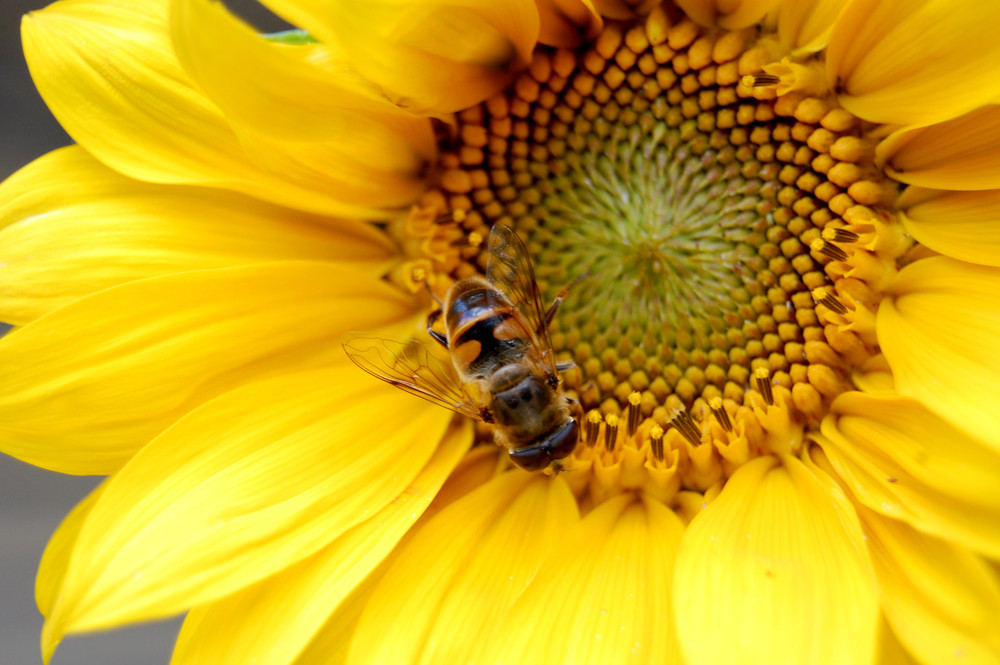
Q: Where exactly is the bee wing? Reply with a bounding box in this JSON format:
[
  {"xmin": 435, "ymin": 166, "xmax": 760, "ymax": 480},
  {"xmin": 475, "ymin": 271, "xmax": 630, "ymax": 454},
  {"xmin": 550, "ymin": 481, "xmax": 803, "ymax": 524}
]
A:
[
  {"xmin": 485, "ymin": 224, "xmax": 558, "ymax": 373},
  {"xmin": 342, "ymin": 333, "xmax": 489, "ymax": 422}
]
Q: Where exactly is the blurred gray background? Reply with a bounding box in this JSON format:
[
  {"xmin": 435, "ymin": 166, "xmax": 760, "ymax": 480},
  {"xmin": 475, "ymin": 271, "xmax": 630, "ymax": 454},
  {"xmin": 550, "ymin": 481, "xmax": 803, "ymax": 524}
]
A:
[{"xmin": 1, "ymin": 1, "xmax": 290, "ymax": 664}]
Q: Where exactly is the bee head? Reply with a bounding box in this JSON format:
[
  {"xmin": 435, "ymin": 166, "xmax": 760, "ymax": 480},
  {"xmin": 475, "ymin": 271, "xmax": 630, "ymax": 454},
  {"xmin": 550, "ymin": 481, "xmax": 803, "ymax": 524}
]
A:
[{"xmin": 489, "ymin": 365, "xmax": 553, "ymax": 427}]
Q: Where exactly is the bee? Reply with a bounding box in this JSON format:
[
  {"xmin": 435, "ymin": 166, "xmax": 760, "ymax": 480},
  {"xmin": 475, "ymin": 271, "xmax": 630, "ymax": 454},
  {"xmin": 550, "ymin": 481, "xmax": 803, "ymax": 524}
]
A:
[{"xmin": 343, "ymin": 224, "xmax": 579, "ymax": 471}]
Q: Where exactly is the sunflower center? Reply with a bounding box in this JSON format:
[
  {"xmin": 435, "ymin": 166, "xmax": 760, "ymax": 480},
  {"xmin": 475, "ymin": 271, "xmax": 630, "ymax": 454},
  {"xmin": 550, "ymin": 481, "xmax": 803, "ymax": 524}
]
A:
[{"xmin": 406, "ymin": 9, "xmax": 903, "ymax": 504}]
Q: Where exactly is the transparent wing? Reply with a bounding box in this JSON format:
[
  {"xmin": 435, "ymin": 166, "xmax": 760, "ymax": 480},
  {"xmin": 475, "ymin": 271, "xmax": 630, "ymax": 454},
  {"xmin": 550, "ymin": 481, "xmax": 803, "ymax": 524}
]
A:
[
  {"xmin": 485, "ymin": 224, "xmax": 557, "ymax": 373},
  {"xmin": 342, "ymin": 333, "xmax": 489, "ymax": 421}
]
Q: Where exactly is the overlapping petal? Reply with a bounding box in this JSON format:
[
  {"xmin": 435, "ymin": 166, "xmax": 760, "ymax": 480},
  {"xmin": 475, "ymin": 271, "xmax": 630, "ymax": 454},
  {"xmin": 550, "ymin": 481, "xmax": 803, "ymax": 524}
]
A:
[
  {"xmin": 285, "ymin": 446, "xmax": 503, "ymax": 665},
  {"xmin": 0, "ymin": 262, "xmax": 416, "ymax": 474},
  {"xmin": 480, "ymin": 493, "xmax": 685, "ymax": 665},
  {"xmin": 536, "ymin": 0, "xmax": 602, "ymax": 47},
  {"xmin": 41, "ymin": 365, "xmax": 454, "ymax": 661},
  {"xmin": 878, "ymin": 106, "xmax": 1000, "ymax": 191},
  {"xmin": 827, "ymin": 0, "xmax": 1000, "ymax": 127},
  {"xmin": 35, "ymin": 481, "xmax": 106, "ymax": 617},
  {"xmin": 590, "ymin": 0, "xmax": 660, "ymax": 20},
  {"xmin": 259, "ymin": 0, "xmax": 540, "ymax": 115},
  {"xmin": 673, "ymin": 455, "xmax": 878, "ymax": 665},
  {"xmin": 898, "ymin": 187, "xmax": 1000, "ymax": 268},
  {"xmin": 774, "ymin": 0, "xmax": 848, "ymax": 53},
  {"xmin": 170, "ymin": 421, "xmax": 472, "ymax": 665},
  {"xmin": 22, "ymin": 0, "xmax": 426, "ymax": 218},
  {"xmin": 677, "ymin": 0, "xmax": 781, "ymax": 30},
  {"xmin": 877, "ymin": 256, "xmax": 1000, "ymax": 452},
  {"xmin": 859, "ymin": 506, "xmax": 1000, "ymax": 665},
  {"xmin": 0, "ymin": 146, "xmax": 396, "ymax": 324},
  {"xmin": 170, "ymin": 0, "xmax": 436, "ymax": 155},
  {"xmin": 348, "ymin": 471, "xmax": 578, "ymax": 665},
  {"xmin": 817, "ymin": 393, "xmax": 1000, "ymax": 558}
]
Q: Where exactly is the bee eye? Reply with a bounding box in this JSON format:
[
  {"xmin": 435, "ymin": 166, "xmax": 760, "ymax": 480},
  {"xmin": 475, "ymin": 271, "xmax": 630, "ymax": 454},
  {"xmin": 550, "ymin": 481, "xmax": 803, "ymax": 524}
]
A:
[{"xmin": 507, "ymin": 447, "xmax": 549, "ymax": 471}]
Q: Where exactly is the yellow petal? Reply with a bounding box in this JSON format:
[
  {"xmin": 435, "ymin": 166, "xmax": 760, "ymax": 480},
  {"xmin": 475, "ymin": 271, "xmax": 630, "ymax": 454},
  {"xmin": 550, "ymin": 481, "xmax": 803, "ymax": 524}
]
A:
[
  {"xmin": 677, "ymin": 0, "xmax": 781, "ymax": 30},
  {"xmin": 285, "ymin": 445, "xmax": 502, "ymax": 665},
  {"xmin": 42, "ymin": 366, "xmax": 453, "ymax": 660},
  {"xmin": 878, "ymin": 256, "xmax": 1000, "ymax": 453},
  {"xmin": 286, "ymin": 557, "xmax": 386, "ymax": 665},
  {"xmin": 674, "ymin": 455, "xmax": 878, "ymax": 665},
  {"xmin": 878, "ymin": 106, "xmax": 1000, "ymax": 191},
  {"xmin": 878, "ymin": 615, "xmax": 922, "ymax": 665},
  {"xmin": 536, "ymin": 0, "xmax": 602, "ymax": 47},
  {"xmin": 0, "ymin": 146, "xmax": 396, "ymax": 325},
  {"xmin": 817, "ymin": 393, "xmax": 1000, "ymax": 558},
  {"xmin": 860, "ymin": 507, "xmax": 1000, "ymax": 665},
  {"xmin": 36, "ymin": 481, "xmax": 107, "ymax": 618},
  {"xmin": 590, "ymin": 0, "xmax": 661, "ymax": 20},
  {"xmin": 826, "ymin": 0, "xmax": 1000, "ymax": 126},
  {"xmin": 348, "ymin": 472, "xmax": 577, "ymax": 665},
  {"xmin": 260, "ymin": 0, "xmax": 539, "ymax": 115},
  {"xmin": 21, "ymin": 0, "xmax": 420, "ymax": 218},
  {"xmin": 480, "ymin": 493, "xmax": 685, "ymax": 665},
  {"xmin": 0, "ymin": 262, "xmax": 415, "ymax": 475},
  {"xmin": 171, "ymin": 420, "xmax": 471, "ymax": 665},
  {"xmin": 897, "ymin": 187, "xmax": 1000, "ymax": 268},
  {"xmin": 170, "ymin": 0, "xmax": 435, "ymax": 155},
  {"xmin": 825, "ymin": 393, "xmax": 1000, "ymax": 505},
  {"xmin": 775, "ymin": 0, "xmax": 849, "ymax": 53}
]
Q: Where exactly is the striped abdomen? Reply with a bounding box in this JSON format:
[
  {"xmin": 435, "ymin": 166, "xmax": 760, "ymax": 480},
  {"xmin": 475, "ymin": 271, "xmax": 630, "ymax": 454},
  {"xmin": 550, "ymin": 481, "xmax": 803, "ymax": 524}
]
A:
[{"xmin": 444, "ymin": 277, "xmax": 531, "ymax": 379}]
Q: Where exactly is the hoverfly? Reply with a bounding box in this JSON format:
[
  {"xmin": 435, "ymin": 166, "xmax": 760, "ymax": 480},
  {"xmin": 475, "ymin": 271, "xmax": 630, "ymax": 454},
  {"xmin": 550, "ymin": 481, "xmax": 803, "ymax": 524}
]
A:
[{"xmin": 344, "ymin": 224, "xmax": 579, "ymax": 471}]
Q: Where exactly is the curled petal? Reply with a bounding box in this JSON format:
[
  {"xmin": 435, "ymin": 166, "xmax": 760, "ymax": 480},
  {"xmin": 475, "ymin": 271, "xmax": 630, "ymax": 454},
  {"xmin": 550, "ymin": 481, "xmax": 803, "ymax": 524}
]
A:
[
  {"xmin": 170, "ymin": 0, "xmax": 436, "ymax": 153},
  {"xmin": 859, "ymin": 507, "xmax": 1000, "ymax": 665},
  {"xmin": 827, "ymin": 0, "xmax": 1000, "ymax": 126},
  {"xmin": 898, "ymin": 187, "xmax": 1000, "ymax": 268},
  {"xmin": 591, "ymin": 0, "xmax": 661, "ymax": 20},
  {"xmin": 536, "ymin": 0, "xmax": 602, "ymax": 47},
  {"xmin": 774, "ymin": 0, "xmax": 849, "ymax": 53},
  {"xmin": 21, "ymin": 0, "xmax": 421, "ymax": 217},
  {"xmin": 259, "ymin": 0, "xmax": 540, "ymax": 114},
  {"xmin": 878, "ymin": 256, "xmax": 1000, "ymax": 453},
  {"xmin": 817, "ymin": 392, "xmax": 1000, "ymax": 558},
  {"xmin": 677, "ymin": 0, "xmax": 781, "ymax": 30},
  {"xmin": 878, "ymin": 106, "xmax": 1000, "ymax": 191}
]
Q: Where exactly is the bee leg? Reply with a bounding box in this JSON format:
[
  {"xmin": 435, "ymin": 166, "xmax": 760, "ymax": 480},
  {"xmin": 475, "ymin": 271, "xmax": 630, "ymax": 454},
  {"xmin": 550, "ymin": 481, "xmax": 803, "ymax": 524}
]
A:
[
  {"xmin": 556, "ymin": 360, "xmax": 576, "ymax": 373},
  {"xmin": 425, "ymin": 309, "xmax": 449, "ymax": 348},
  {"xmin": 419, "ymin": 275, "xmax": 445, "ymax": 309},
  {"xmin": 541, "ymin": 271, "xmax": 590, "ymax": 332}
]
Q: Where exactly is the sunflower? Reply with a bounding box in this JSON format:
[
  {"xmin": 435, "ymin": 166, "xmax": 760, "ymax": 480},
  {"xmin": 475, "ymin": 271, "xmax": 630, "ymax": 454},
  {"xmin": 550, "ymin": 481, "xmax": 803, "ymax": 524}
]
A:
[{"xmin": 3, "ymin": 0, "xmax": 1000, "ymax": 663}]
